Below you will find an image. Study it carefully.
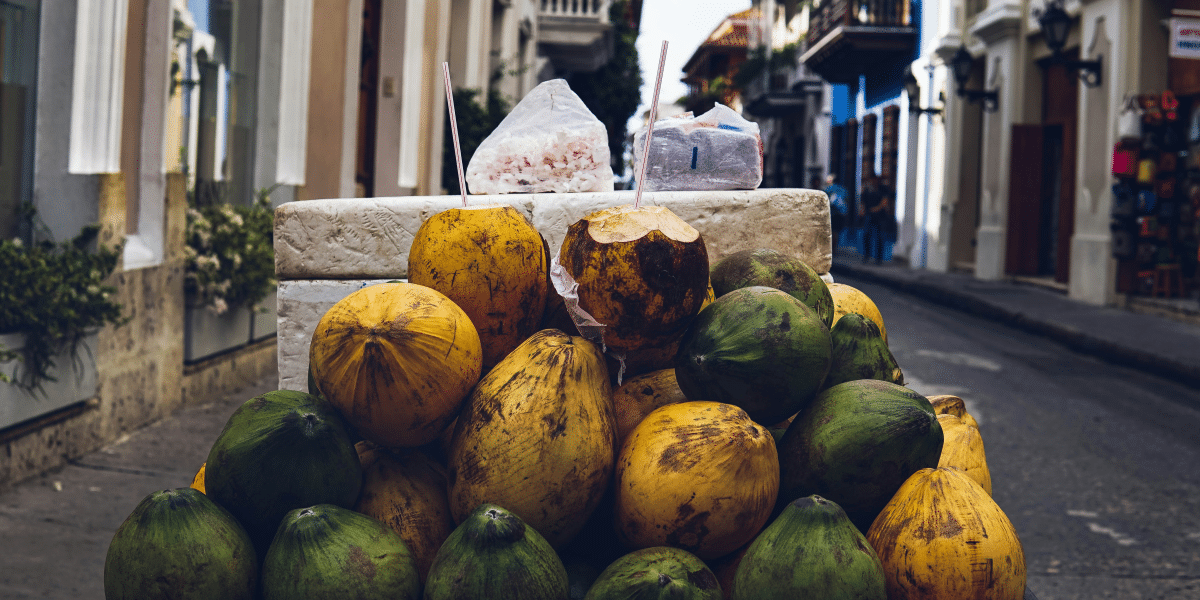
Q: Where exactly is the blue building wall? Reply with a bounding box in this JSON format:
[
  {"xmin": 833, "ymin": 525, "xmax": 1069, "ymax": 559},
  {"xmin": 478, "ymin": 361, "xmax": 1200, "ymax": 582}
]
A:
[
  {"xmin": 831, "ymin": 84, "xmax": 852, "ymax": 125},
  {"xmin": 841, "ymin": 0, "xmax": 923, "ymax": 261}
]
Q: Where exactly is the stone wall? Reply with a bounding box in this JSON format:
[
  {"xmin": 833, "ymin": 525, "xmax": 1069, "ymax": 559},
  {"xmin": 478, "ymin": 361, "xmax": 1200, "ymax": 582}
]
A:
[{"xmin": 274, "ymin": 188, "xmax": 832, "ymax": 391}]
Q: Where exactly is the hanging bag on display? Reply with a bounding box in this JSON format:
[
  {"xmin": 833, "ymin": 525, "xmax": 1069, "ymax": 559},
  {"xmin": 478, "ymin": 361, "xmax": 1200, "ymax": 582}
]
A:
[
  {"xmin": 1118, "ymin": 94, "xmax": 1143, "ymax": 140},
  {"xmin": 1113, "ymin": 96, "xmax": 1142, "ymax": 178}
]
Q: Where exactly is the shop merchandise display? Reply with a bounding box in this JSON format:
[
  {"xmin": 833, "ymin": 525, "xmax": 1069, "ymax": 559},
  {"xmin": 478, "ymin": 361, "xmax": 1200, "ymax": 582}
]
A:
[{"xmin": 1111, "ymin": 91, "xmax": 1200, "ymax": 296}]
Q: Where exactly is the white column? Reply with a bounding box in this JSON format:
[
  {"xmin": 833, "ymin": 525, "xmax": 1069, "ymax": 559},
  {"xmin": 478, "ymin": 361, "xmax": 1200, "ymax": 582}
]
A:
[
  {"xmin": 124, "ymin": 0, "xmax": 174, "ymax": 270},
  {"xmin": 967, "ymin": 1, "xmax": 1023, "ymax": 280},
  {"xmin": 1068, "ymin": 0, "xmax": 1163, "ymax": 305},
  {"xmin": 339, "ymin": 0, "xmax": 364, "ymax": 199}
]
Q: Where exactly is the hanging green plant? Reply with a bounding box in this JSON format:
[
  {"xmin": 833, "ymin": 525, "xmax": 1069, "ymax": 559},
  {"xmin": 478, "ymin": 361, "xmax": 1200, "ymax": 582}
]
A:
[
  {"xmin": 0, "ymin": 210, "xmax": 127, "ymax": 392},
  {"xmin": 183, "ymin": 190, "xmax": 276, "ymax": 316}
]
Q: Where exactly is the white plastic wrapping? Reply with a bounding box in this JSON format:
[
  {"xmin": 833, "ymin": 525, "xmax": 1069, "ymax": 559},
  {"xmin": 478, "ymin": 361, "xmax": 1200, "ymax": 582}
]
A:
[
  {"xmin": 466, "ymin": 79, "xmax": 615, "ymax": 195},
  {"xmin": 632, "ymin": 103, "xmax": 763, "ymax": 192},
  {"xmin": 548, "ymin": 255, "xmax": 607, "ymax": 350},
  {"xmin": 549, "ymin": 255, "xmax": 633, "ymax": 383}
]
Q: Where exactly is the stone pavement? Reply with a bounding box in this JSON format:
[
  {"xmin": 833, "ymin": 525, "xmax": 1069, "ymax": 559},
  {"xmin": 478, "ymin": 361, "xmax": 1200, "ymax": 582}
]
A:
[
  {"xmin": 0, "ymin": 374, "xmax": 276, "ymax": 599},
  {"xmin": 4, "ymin": 252, "xmax": 1199, "ymax": 598}
]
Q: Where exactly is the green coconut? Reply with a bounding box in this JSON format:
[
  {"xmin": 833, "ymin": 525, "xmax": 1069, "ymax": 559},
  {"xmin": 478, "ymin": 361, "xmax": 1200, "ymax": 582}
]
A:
[
  {"xmin": 103, "ymin": 488, "xmax": 257, "ymax": 600},
  {"xmin": 583, "ymin": 546, "xmax": 722, "ymax": 600},
  {"xmin": 777, "ymin": 380, "xmax": 943, "ymax": 531},
  {"xmin": 731, "ymin": 495, "xmax": 885, "ymax": 600},
  {"xmin": 709, "ymin": 248, "xmax": 834, "ymax": 327},
  {"xmin": 675, "ymin": 286, "xmax": 832, "ymax": 426},
  {"xmin": 424, "ymin": 503, "xmax": 570, "ymax": 600},
  {"xmin": 261, "ymin": 504, "xmax": 420, "ymax": 600},
  {"xmin": 204, "ymin": 389, "xmax": 362, "ymax": 553},
  {"xmin": 824, "ymin": 312, "xmax": 904, "ymax": 389}
]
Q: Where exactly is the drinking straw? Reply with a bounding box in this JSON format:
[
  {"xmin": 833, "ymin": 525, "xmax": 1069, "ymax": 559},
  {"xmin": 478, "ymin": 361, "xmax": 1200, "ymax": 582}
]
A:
[
  {"xmin": 634, "ymin": 41, "xmax": 669, "ymax": 209},
  {"xmin": 443, "ymin": 62, "xmax": 469, "ymax": 207}
]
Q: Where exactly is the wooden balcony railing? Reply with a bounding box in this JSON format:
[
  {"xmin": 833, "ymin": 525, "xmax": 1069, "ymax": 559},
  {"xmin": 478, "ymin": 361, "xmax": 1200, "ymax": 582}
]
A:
[
  {"xmin": 808, "ymin": 0, "xmax": 912, "ymax": 50},
  {"xmin": 802, "ymin": 0, "xmax": 916, "ymax": 83}
]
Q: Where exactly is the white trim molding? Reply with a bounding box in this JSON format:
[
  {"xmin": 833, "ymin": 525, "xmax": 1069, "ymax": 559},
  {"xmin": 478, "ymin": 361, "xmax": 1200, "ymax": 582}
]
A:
[
  {"xmin": 397, "ymin": 0, "xmax": 426, "ymax": 190},
  {"xmin": 69, "ymin": 0, "xmax": 129, "ymax": 174},
  {"xmin": 275, "ymin": 0, "xmax": 314, "ymax": 186}
]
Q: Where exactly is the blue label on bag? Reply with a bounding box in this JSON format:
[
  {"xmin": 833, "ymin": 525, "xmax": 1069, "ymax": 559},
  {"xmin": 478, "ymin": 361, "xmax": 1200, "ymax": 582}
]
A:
[
  {"xmin": 691, "ymin": 147, "xmax": 698, "ymax": 169},
  {"xmin": 717, "ymin": 123, "xmax": 741, "ymax": 131}
]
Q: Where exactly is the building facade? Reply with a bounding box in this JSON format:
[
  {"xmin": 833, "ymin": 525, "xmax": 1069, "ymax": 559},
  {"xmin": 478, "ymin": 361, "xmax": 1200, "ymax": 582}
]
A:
[{"xmin": 805, "ymin": 0, "xmax": 1196, "ymax": 308}]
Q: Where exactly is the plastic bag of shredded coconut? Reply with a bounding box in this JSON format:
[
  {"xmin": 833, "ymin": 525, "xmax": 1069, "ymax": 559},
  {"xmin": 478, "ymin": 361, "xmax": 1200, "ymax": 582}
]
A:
[
  {"xmin": 632, "ymin": 103, "xmax": 763, "ymax": 192},
  {"xmin": 466, "ymin": 79, "xmax": 614, "ymax": 194}
]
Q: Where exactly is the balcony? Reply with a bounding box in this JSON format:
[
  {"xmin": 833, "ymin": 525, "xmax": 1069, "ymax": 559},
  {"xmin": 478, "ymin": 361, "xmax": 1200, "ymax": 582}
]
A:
[
  {"xmin": 538, "ymin": 0, "xmax": 614, "ymax": 73},
  {"xmin": 800, "ymin": 0, "xmax": 916, "ymax": 84}
]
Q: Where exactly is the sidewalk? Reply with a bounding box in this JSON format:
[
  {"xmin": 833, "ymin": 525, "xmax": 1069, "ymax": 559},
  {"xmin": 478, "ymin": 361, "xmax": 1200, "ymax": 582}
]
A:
[
  {"xmin": 831, "ymin": 249, "xmax": 1200, "ymax": 393},
  {"xmin": 0, "ymin": 374, "xmax": 277, "ymax": 599}
]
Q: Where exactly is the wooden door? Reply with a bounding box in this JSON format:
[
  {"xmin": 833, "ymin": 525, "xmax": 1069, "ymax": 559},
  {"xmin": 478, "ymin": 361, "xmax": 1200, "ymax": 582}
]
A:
[
  {"xmin": 1044, "ymin": 58, "xmax": 1078, "ymax": 283},
  {"xmin": 355, "ymin": 0, "xmax": 382, "ymax": 198},
  {"xmin": 1007, "ymin": 124, "xmax": 1044, "ymax": 275}
]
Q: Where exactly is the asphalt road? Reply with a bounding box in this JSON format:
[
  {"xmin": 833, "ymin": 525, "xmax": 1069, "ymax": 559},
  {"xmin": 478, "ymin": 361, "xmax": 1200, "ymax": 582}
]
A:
[{"xmin": 836, "ymin": 274, "xmax": 1200, "ymax": 600}]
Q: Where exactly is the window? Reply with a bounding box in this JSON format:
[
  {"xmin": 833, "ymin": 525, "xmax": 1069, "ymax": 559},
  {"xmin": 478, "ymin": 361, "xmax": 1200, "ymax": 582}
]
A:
[{"xmin": 0, "ymin": 0, "xmax": 39, "ymax": 241}]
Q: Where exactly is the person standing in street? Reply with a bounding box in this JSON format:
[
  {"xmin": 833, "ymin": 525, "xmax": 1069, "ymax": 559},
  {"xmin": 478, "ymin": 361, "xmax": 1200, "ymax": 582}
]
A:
[
  {"xmin": 859, "ymin": 175, "xmax": 890, "ymax": 264},
  {"xmin": 822, "ymin": 174, "xmax": 848, "ymax": 248}
]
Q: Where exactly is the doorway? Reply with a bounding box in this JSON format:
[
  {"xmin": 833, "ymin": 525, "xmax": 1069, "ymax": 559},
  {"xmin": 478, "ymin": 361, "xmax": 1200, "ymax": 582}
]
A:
[
  {"xmin": 1006, "ymin": 52, "xmax": 1078, "ymax": 282},
  {"xmin": 354, "ymin": 0, "xmax": 381, "ymax": 198}
]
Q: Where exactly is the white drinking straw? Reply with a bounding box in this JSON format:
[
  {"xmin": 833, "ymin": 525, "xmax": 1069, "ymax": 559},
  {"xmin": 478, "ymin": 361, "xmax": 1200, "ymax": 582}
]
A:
[
  {"xmin": 634, "ymin": 41, "xmax": 669, "ymax": 209},
  {"xmin": 443, "ymin": 62, "xmax": 468, "ymax": 207}
]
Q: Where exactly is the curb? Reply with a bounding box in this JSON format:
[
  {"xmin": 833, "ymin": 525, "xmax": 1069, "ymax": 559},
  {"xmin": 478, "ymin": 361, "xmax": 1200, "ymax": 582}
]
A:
[{"xmin": 831, "ymin": 261, "xmax": 1200, "ymax": 392}]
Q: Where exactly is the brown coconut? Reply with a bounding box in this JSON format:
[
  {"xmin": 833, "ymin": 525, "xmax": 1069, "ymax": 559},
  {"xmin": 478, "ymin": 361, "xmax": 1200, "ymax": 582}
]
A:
[{"xmin": 558, "ymin": 204, "xmax": 709, "ymax": 355}]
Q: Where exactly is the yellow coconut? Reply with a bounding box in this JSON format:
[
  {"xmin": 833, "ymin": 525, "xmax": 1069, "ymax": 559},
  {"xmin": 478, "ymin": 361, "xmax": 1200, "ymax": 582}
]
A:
[
  {"xmin": 936, "ymin": 413, "xmax": 992, "ymax": 495},
  {"xmin": 559, "ymin": 204, "xmax": 709, "ymax": 355},
  {"xmin": 611, "ymin": 368, "xmax": 689, "ymax": 445},
  {"xmin": 615, "ymin": 401, "xmax": 778, "ymax": 560},
  {"xmin": 701, "ymin": 281, "xmax": 716, "ymax": 310},
  {"xmin": 309, "ymin": 282, "xmax": 482, "ymax": 448},
  {"xmin": 866, "ymin": 467, "xmax": 1025, "ymax": 600},
  {"xmin": 190, "ymin": 463, "xmax": 206, "ymax": 494},
  {"xmin": 828, "ymin": 282, "xmax": 887, "ymax": 344},
  {"xmin": 408, "ymin": 203, "xmax": 549, "ymax": 370},
  {"xmin": 928, "ymin": 394, "xmax": 980, "ymax": 430},
  {"xmin": 446, "ymin": 329, "xmax": 615, "ymax": 549},
  {"xmin": 353, "ymin": 443, "xmax": 455, "ymax": 584}
]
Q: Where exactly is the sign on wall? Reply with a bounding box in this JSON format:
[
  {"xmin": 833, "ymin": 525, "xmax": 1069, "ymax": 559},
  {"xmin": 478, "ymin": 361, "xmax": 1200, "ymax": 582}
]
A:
[{"xmin": 1170, "ymin": 18, "xmax": 1200, "ymax": 60}]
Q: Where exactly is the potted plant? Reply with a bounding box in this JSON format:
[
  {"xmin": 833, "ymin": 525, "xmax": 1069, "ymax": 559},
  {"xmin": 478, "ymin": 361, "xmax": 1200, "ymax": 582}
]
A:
[
  {"xmin": 182, "ymin": 190, "xmax": 276, "ymax": 361},
  {"xmin": 1, "ymin": 209, "xmax": 126, "ymax": 426}
]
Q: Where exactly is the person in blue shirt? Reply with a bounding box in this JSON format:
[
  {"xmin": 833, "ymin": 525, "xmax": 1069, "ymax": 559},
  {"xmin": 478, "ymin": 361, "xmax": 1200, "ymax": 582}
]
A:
[{"xmin": 823, "ymin": 174, "xmax": 849, "ymax": 247}]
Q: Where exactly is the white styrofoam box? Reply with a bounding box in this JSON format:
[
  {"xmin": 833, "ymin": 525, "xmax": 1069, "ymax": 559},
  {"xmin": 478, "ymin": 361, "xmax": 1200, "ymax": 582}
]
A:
[
  {"xmin": 274, "ymin": 188, "xmax": 832, "ymax": 281},
  {"xmin": 276, "ymin": 279, "xmax": 392, "ymax": 392}
]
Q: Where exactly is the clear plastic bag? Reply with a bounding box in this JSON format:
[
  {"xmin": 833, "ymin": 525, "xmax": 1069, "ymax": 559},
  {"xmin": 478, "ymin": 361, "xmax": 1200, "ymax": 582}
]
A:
[
  {"xmin": 631, "ymin": 103, "xmax": 763, "ymax": 192},
  {"xmin": 466, "ymin": 79, "xmax": 614, "ymax": 194}
]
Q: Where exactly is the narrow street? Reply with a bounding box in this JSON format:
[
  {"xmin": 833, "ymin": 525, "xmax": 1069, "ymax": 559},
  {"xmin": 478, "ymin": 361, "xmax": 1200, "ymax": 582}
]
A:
[{"xmin": 837, "ymin": 274, "xmax": 1200, "ymax": 600}]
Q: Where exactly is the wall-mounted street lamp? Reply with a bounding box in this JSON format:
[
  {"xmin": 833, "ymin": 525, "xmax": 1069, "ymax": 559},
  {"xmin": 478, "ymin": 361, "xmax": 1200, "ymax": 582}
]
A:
[
  {"xmin": 1035, "ymin": 0, "xmax": 1102, "ymax": 87},
  {"xmin": 951, "ymin": 45, "xmax": 999, "ymax": 112},
  {"xmin": 904, "ymin": 71, "xmax": 942, "ymax": 116}
]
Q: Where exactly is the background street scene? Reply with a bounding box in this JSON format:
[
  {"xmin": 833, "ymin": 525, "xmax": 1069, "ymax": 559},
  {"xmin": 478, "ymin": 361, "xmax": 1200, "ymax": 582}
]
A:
[{"xmin": 4, "ymin": 0, "xmax": 1200, "ymax": 598}]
